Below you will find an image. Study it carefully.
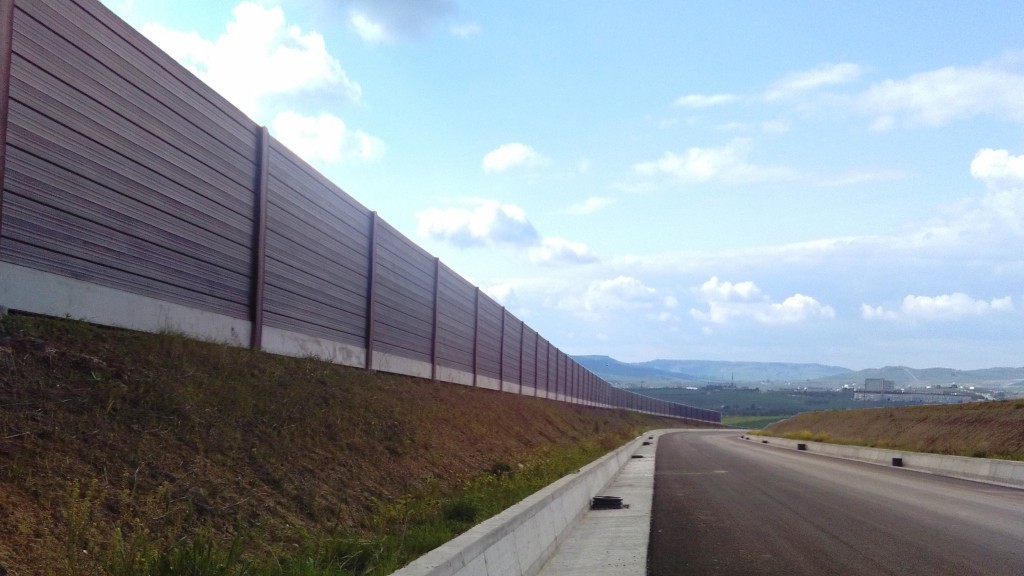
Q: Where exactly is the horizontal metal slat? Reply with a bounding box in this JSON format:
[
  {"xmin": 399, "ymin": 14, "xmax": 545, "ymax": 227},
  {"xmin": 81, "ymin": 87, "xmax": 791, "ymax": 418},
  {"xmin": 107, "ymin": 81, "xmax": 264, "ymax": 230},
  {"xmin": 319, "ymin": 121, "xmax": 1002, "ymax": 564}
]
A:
[
  {"xmin": 13, "ymin": 16, "xmax": 255, "ymax": 190},
  {"xmin": 25, "ymin": 0, "xmax": 256, "ymax": 154},
  {"xmin": 5, "ymin": 152, "xmax": 251, "ymax": 277}
]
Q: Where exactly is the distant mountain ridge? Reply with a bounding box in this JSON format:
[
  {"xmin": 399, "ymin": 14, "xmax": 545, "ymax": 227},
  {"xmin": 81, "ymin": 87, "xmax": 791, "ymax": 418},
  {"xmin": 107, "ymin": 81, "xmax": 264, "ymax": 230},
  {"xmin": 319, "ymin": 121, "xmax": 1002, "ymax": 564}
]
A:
[{"xmin": 573, "ymin": 355, "xmax": 1024, "ymax": 388}]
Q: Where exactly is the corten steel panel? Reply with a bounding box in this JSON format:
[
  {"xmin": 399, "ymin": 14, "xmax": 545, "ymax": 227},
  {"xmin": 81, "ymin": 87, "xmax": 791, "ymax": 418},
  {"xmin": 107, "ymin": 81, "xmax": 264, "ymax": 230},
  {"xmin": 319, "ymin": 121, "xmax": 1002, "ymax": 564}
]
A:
[
  {"xmin": 535, "ymin": 337, "xmax": 550, "ymax": 398},
  {"xmin": 545, "ymin": 341, "xmax": 557, "ymax": 398},
  {"xmin": 372, "ymin": 222, "xmax": 435, "ymax": 362},
  {"xmin": 555, "ymin": 350, "xmax": 566, "ymax": 399},
  {"xmin": 4, "ymin": 143, "xmax": 250, "ymax": 274},
  {"xmin": 6, "ymin": 94, "xmax": 252, "ymax": 238},
  {"xmin": 2, "ymin": 2, "xmax": 260, "ymax": 316},
  {"xmin": 267, "ymin": 143, "xmax": 371, "ymax": 252},
  {"xmin": 520, "ymin": 326, "xmax": 537, "ymax": 390},
  {"xmin": 14, "ymin": 14, "xmax": 255, "ymax": 193},
  {"xmin": 2, "ymin": 200, "xmax": 250, "ymax": 315},
  {"xmin": 25, "ymin": 0, "xmax": 255, "ymax": 154},
  {"xmin": 500, "ymin": 309, "xmax": 521, "ymax": 385},
  {"xmin": 474, "ymin": 294, "xmax": 502, "ymax": 380},
  {"xmin": 0, "ymin": 0, "xmax": 13, "ymax": 237},
  {"xmin": 435, "ymin": 264, "xmax": 475, "ymax": 372},
  {"xmin": 262, "ymin": 141, "xmax": 371, "ymax": 343}
]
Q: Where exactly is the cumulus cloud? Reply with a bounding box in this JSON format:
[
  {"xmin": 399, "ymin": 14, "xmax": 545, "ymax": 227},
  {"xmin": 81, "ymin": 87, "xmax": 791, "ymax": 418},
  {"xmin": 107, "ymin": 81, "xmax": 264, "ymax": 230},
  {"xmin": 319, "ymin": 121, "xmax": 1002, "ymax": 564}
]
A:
[
  {"xmin": 558, "ymin": 276, "xmax": 661, "ymax": 320},
  {"xmin": 483, "ymin": 143, "xmax": 547, "ymax": 173},
  {"xmin": 142, "ymin": 3, "xmax": 360, "ymax": 117},
  {"xmin": 529, "ymin": 237, "xmax": 599, "ymax": 265},
  {"xmin": 350, "ymin": 12, "xmax": 388, "ymax": 43},
  {"xmin": 858, "ymin": 57, "xmax": 1024, "ymax": 129},
  {"xmin": 673, "ymin": 93, "xmax": 740, "ymax": 108},
  {"xmin": 271, "ymin": 111, "xmax": 384, "ymax": 163},
  {"xmin": 561, "ymin": 197, "xmax": 611, "ymax": 215},
  {"xmin": 634, "ymin": 139, "xmax": 797, "ymax": 184},
  {"xmin": 417, "ymin": 200, "xmax": 599, "ymax": 265},
  {"xmin": 483, "ymin": 283, "xmax": 517, "ymax": 307},
  {"xmin": 862, "ymin": 293, "xmax": 1015, "ymax": 321},
  {"xmin": 343, "ymin": 0, "xmax": 457, "ymax": 43},
  {"xmin": 971, "ymin": 148, "xmax": 1024, "ymax": 187},
  {"xmin": 417, "ymin": 200, "xmax": 539, "ymax": 247},
  {"xmin": 690, "ymin": 276, "xmax": 835, "ymax": 326},
  {"xmin": 765, "ymin": 63, "xmax": 864, "ymax": 100}
]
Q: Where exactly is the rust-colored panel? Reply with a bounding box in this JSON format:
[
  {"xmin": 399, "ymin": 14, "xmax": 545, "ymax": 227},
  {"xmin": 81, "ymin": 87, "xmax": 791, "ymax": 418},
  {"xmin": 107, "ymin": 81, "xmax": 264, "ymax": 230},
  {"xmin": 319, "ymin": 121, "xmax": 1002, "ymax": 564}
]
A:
[{"xmin": 27, "ymin": 0, "xmax": 256, "ymax": 153}]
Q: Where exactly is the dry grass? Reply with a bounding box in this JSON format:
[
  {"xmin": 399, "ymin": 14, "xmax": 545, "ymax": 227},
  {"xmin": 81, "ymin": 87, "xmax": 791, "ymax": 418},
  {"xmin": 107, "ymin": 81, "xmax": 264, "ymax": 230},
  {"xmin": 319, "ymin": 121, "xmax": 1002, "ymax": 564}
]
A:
[
  {"xmin": 759, "ymin": 401, "xmax": 1024, "ymax": 459},
  {"xmin": 0, "ymin": 313, "xmax": 704, "ymax": 574}
]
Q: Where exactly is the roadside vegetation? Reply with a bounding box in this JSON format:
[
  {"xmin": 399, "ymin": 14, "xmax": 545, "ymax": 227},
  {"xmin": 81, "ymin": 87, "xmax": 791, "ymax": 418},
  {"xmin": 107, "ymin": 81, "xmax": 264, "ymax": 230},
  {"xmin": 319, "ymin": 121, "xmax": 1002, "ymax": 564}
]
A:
[
  {"xmin": 0, "ymin": 313, "xmax": 707, "ymax": 575},
  {"xmin": 754, "ymin": 401, "xmax": 1024, "ymax": 460},
  {"xmin": 720, "ymin": 415, "xmax": 788, "ymax": 429}
]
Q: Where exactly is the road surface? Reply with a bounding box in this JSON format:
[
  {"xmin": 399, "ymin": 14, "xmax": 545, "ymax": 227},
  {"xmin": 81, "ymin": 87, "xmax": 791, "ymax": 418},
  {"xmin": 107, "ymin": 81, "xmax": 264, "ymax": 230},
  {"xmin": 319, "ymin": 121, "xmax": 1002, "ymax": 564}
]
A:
[{"xmin": 649, "ymin": 430, "xmax": 1024, "ymax": 575}]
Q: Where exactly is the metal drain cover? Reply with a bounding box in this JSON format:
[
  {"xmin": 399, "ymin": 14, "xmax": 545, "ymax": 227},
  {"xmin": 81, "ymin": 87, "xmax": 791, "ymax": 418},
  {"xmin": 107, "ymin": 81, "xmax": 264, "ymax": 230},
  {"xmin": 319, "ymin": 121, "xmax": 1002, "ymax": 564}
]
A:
[{"xmin": 591, "ymin": 495, "xmax": 624, "ymax": 510}]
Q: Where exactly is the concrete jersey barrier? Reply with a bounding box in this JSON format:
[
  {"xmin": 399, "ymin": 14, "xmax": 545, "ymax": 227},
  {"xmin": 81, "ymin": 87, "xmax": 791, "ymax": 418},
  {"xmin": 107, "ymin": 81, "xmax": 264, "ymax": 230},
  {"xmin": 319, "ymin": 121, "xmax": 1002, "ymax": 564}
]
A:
[
  {"xmin": 390, "ymin": 435, "xmax": 646, "ymax": 576},
  {"xmin": 747, "ymin": 436, "xmax": 1024, "ymax": 489}
]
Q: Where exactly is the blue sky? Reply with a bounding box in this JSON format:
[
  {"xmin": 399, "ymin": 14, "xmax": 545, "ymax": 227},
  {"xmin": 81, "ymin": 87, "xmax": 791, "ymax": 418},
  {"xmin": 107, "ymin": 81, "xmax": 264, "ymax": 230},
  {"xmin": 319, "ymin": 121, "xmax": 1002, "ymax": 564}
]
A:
[{"xmin": 101, "ymin": 0, "xmax": 1024, "ymax": 370}]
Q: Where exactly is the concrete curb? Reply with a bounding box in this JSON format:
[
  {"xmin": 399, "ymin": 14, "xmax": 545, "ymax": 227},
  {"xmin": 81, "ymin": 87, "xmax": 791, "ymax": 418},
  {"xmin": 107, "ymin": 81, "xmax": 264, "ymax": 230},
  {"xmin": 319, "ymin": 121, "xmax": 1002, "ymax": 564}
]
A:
[
  {"xmin": 390, "ymin": 434, "xmax": 647, "ymax": 576},
  {"xmin": 744, "ymin": 435, "xmax": 1024, "ymax": 489}
]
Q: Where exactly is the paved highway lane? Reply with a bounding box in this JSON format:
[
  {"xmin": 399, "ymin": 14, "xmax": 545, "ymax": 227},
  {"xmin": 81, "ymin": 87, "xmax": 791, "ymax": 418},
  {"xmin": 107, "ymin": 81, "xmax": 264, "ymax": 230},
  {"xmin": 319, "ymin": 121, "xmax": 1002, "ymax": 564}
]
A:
[{"xmin": 649, "ymin": 430, "xmax": 1024, "ymax": 576}]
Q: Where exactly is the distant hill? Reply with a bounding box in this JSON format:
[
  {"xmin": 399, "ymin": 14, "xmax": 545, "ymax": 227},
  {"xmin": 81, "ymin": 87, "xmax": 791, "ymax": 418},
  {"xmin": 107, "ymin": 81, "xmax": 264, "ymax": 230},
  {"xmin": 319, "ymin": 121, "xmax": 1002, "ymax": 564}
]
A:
[
  {"xmin": 574, "ymin": 356, "xmax": 1024, "ymax": 389},
  {"xmin": 574, "ymin": 356, "xmax": 850, "ymax": 387},
  {"xmin": 811, "ymin": 366, "xmax": 1024, "ymax": 387}
]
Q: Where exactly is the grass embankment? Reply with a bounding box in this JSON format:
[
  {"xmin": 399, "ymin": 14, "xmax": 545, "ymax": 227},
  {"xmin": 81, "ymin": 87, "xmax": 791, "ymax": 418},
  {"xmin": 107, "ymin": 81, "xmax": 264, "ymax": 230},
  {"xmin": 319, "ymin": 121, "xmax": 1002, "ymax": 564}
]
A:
[
  {"xmin": 757, "ymin": 401, "xmax": 1024, "ymax": 460},
  {"xmin": 0, "ymin": 314, "xmax": 706, "ymax": 575}
]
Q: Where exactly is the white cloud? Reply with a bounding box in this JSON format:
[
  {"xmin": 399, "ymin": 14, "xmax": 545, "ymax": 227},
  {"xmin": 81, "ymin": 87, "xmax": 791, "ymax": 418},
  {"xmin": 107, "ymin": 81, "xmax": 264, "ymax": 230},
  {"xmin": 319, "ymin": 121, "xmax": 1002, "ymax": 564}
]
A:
[
  {"xmin": 765, "ymin": 63, "xmax": 864, "ymax": 100},
  {"xmin": 483, "ymin": 283, "xmax": 517, "ymax": 307},
  {"xmin": 634, "ymin": 139, "xmax": 797, "ymax": 184},
  {"xmin": 690, "ymin": 276, "xmax": 835, "ymax": 326},
  {"xmin": 859, "ymin": 58, "xmax": 1024, "ymax": 129},
  {"xmin": 483, "ymin": 143, "xmax": 547, "ymax": 173},
  {"xmin": 562, "ymin": 197, "xmax": 611, "ymax": 215},
  {"xmin": 698, "ymin": 276, "xmax": 761, "ymax": 301},
  {"xmin": 350, "ymin": 12, "xmax": 388, "ymax": 43},
  {"xmin": 971, "ymin": 148, "xmax": 1024, "ymax": 186},
  {"xmin": 342, "ymin": 0, "xmax": 456, "ymax": 42},
  {"xmin": 417, "ymin": 200, "xmax": 539, "ymax": 247},
  {"xmin": 529, "ymin": 237, "xmax": 599, "ymax": 265},
  {"xmin": 141, "ymin": 3, "xmax": 360, "ymax": 118},
  {"xmin": 270, "ymin": 111, "xmax": 384, "ymax": 163},
  {"xmin": 558, "ymin": 276, "xmax": 660, "ymax": 320},
  {"xmin": 863, "ymin": 293, "xmax": 1015, "ymax": 321},
  {"xmin": 673, "ymin": 93, "xmax": 740, "ymax": 108}
]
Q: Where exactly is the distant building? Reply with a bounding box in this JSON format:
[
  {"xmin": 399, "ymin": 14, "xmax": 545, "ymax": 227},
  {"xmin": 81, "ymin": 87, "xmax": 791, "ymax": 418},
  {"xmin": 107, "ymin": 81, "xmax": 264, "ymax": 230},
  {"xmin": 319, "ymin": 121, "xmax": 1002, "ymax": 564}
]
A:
[
  {"xmin": 853, "ymin": 391, "xmax": 981, "ymax": 404},
  {"xmin": 864, "ymin": 378, "xmax": 895, "ymax": 392}
]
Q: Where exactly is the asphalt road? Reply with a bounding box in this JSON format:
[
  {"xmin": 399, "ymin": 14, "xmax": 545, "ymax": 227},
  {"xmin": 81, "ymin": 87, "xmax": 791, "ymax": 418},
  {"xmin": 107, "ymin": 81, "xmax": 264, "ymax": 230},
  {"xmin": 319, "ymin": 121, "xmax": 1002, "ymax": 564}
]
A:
[{"xmin": 648, "ymin": 430, "xmax": 1024, "ymax": 576}]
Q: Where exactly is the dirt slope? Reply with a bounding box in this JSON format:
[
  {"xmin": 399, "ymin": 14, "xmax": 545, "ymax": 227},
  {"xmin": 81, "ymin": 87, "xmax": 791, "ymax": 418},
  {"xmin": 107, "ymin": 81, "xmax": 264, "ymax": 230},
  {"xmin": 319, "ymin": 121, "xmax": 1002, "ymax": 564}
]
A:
[
  {"xmin": 0, "ymin": 313, "xmax": 699, "ymax": 574},
  {"xmin": 762, "ymin": 401, "xmax": 1024, "ymax": 459}
]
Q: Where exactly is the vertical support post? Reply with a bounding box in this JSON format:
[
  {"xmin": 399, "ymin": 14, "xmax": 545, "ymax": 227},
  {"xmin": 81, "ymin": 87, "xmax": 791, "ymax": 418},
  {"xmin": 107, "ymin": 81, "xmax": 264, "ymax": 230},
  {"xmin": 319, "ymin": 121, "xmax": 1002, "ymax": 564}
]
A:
[
  {"xmin": 431, "ymin": 257, "xmax": 440, "ymax": 381},
  {"xmin": 365, "ymin": 211, "xmax": 378, "ymax": 371},
  {"xmin": 533, "ymin": 331, "xmax": 539, "ymax": 397},
  {"xmin": 545, "ymin": 342, "xmax": 551, "ymax": 398},
  {"xmin": 249, "ymin": 126, "xmax": 270, "ymax": 351},
  {"xmin": 498, "ymin": 307, "xmax": 505, "ymax": 392},
  {"xmin": 472, "ymin": 287, "xmax": 479, "ymax": 387},
  {"xmin": 517, "ymin": 320, "xmax": 524, "ymax": 395},
  {"xmin": 0, "ymin": 0, "xmax": 16, "ymax": 246}
]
